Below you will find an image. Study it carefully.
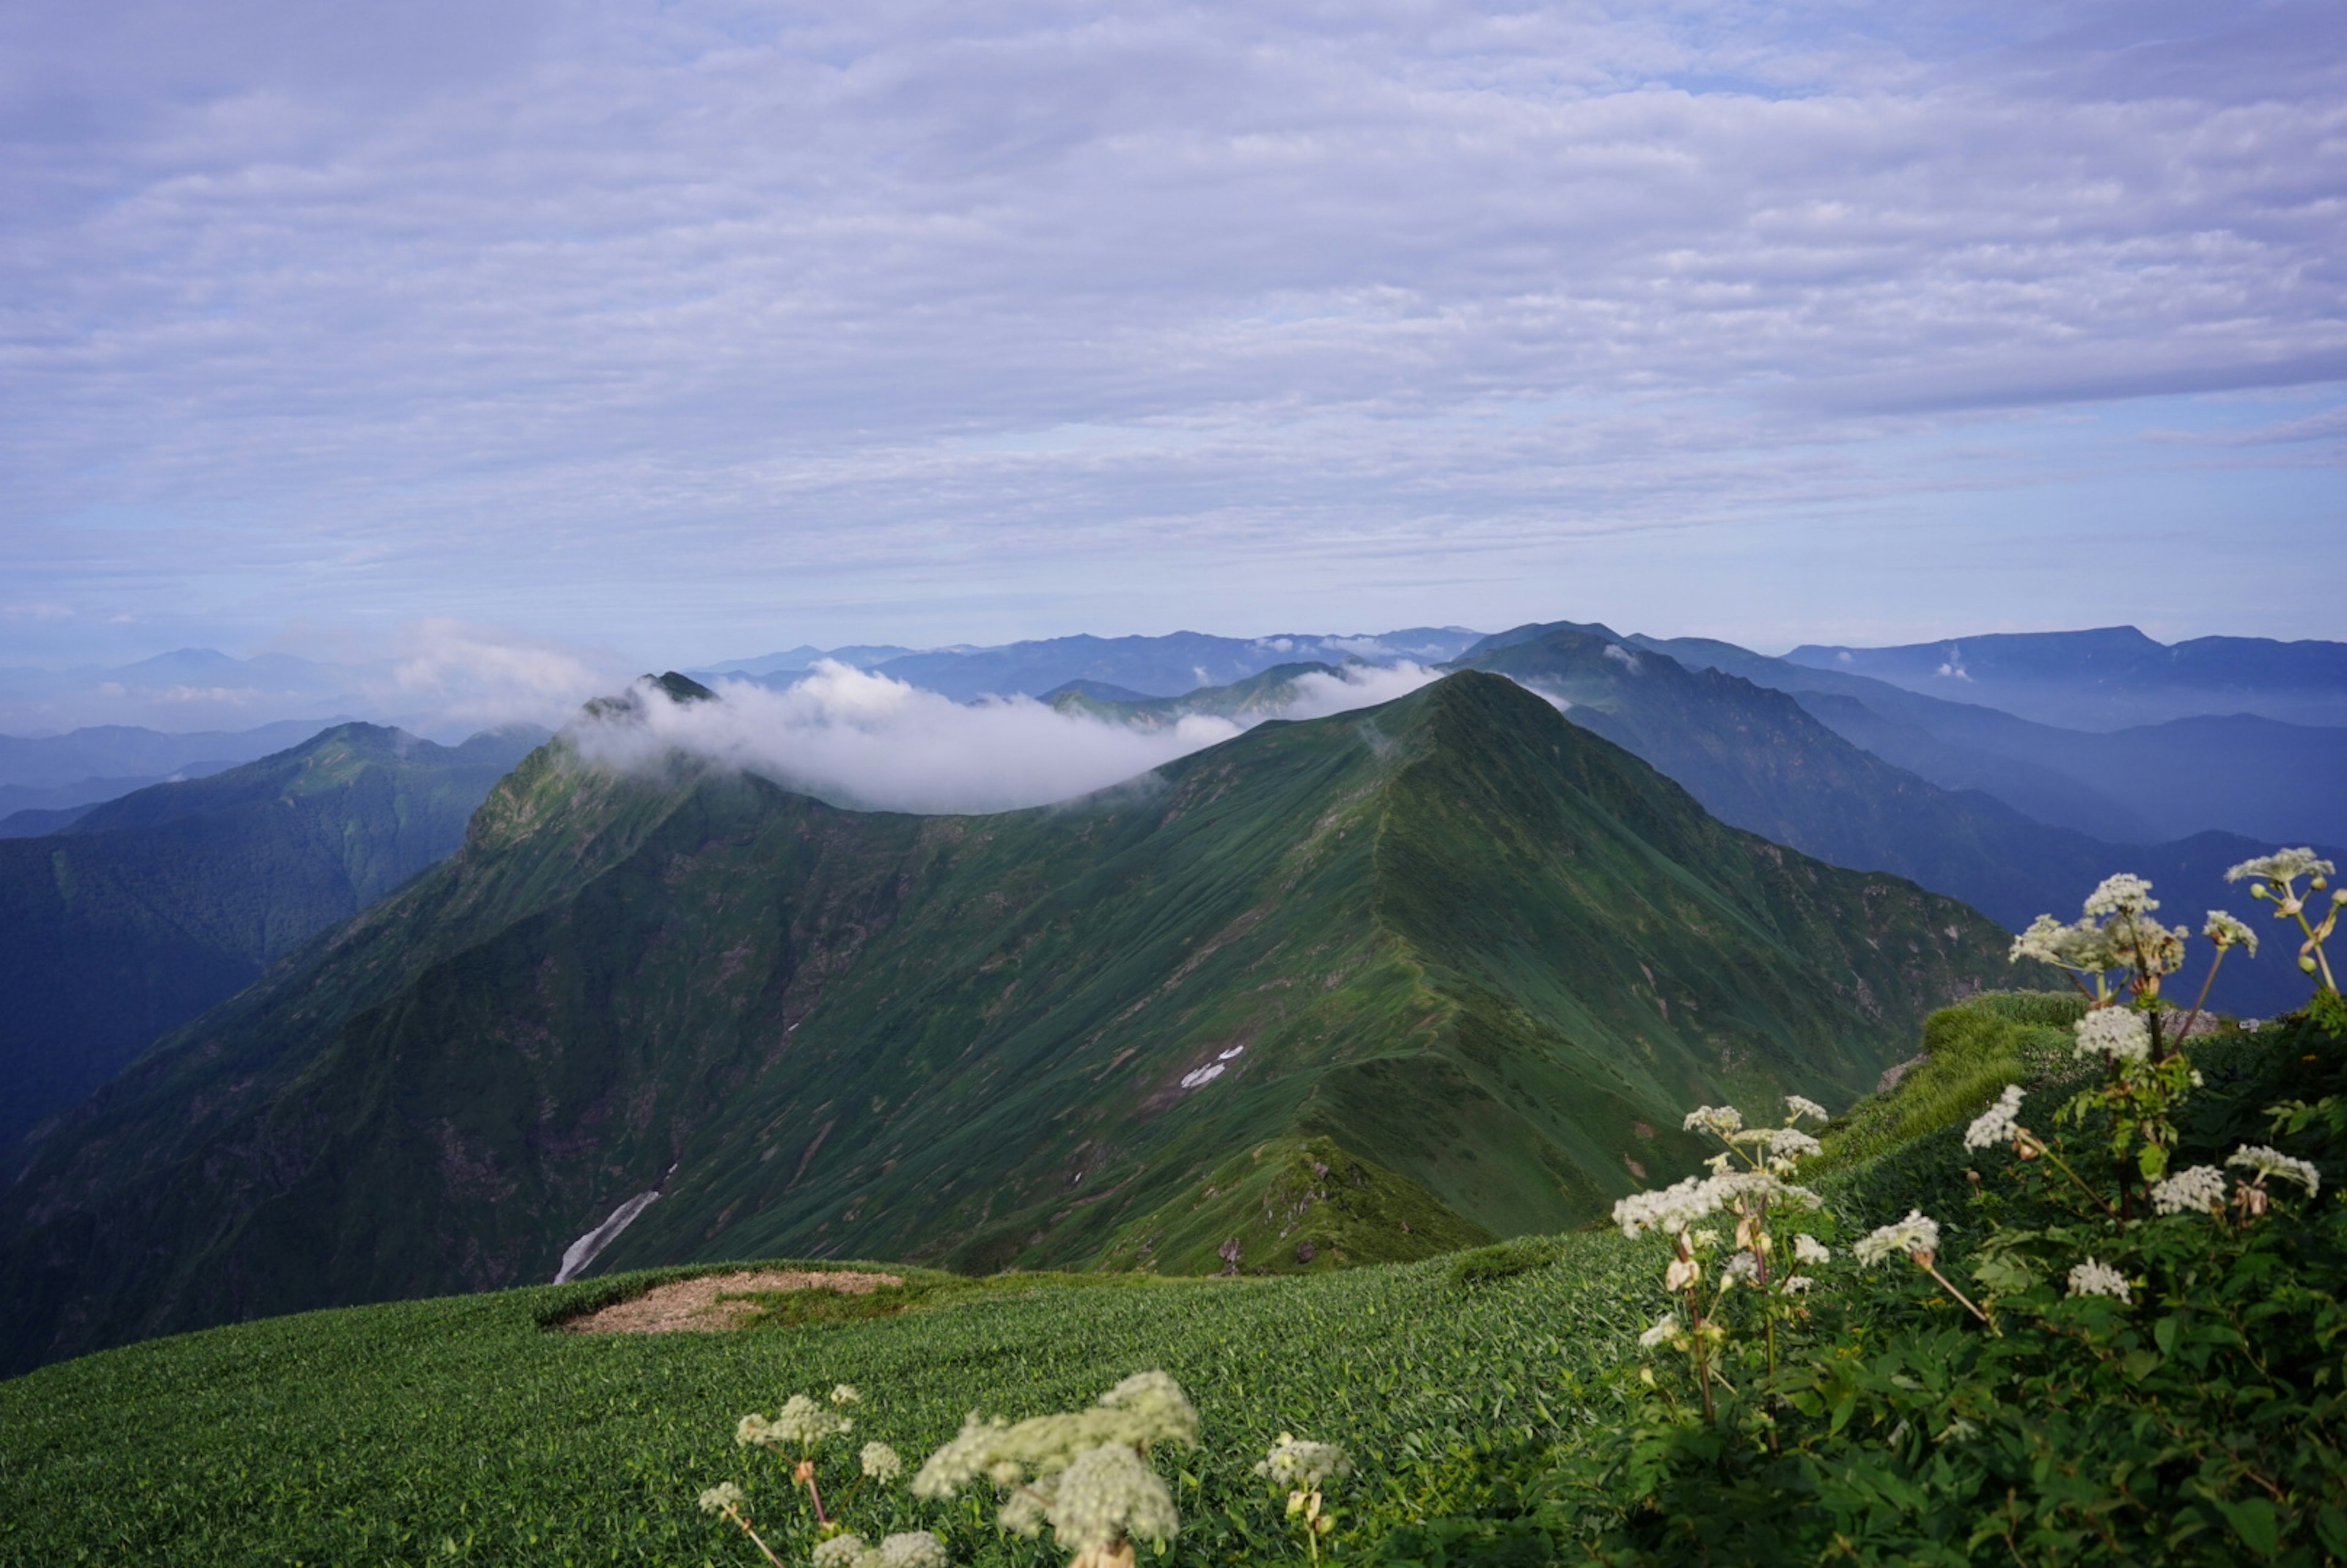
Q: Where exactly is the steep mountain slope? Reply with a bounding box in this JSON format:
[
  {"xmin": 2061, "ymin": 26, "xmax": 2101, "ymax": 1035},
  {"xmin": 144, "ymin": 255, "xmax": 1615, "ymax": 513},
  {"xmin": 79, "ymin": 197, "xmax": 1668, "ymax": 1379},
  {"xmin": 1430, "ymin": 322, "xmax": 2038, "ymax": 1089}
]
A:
[
  {"xmin": 1453, "ymin": 626, "xmax": 2341, "ymax": 1017},
  {"xmin": 0, "ymin": 673, "xmax": 2002, "ymax": 1374},
  {"xmin": 0, "ymin": 724, "xmax": 543, "ymax": 1158},
  {"xmin": 1783, "ymin": 626, "xmax": 2347, "ymax": 728}
]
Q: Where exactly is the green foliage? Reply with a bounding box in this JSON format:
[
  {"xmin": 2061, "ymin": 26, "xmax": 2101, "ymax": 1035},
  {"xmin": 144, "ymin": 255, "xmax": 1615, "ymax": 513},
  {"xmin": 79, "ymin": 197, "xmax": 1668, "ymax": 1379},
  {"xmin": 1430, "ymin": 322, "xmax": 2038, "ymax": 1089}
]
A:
[
  {"xmin": 0, "ymin": 1235, "xmax": 1653, "ymax": 1566},
  {"xmin": 1813, "ymin": 991, "xmax": 2084, "ymax": 1171},
  {"xmin": 1445, "ymin": 1238, "xmax": 1570, "ymax": 1289},
  {"xmin": 1398, "ymin": 1002, "xmax": 2347, "ymax": 1566}
]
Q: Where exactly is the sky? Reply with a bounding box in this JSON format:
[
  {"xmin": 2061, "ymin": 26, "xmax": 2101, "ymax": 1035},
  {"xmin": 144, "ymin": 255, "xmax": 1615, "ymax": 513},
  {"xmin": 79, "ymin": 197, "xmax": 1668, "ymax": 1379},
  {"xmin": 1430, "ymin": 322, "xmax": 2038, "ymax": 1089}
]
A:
[{"xmin": 2, "ymin": 0, "xmax": 2343, "ymax": 676}]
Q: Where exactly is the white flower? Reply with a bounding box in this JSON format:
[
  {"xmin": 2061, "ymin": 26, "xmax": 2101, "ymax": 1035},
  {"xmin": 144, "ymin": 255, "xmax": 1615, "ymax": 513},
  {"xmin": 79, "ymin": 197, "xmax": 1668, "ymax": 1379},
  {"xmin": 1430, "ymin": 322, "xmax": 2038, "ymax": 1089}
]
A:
[
  {"xmin": 1941, "ymin": 1418, "xmax": 1979, "ymax": 1445},
  {"xmin": 1780, "ymin": 1275, "xmax": 1816, "ymax": 1294},
  {"xmin": 831, "ymin": 1384, "xmax": 863, "ymax": 1407},
  {"xmin": 910, "ymin": 1373, "xmax": 1200, "ymax": 1508},
  {"xmin": 1048, "ymin": 1443, "xmax": 1180, "ymax": 1552},
  {"xmin": 2074, "ymin": 1008, "xmax": 2151, "ymax": 1064},
  {"xmin": 1637, "ymin": 1313, "xmax": 1681, "ymax": 1349},
  {"xmin": 2084, "ymin": 874, "xmax": 2158, "ymax": 917},
  {"xmin": 1614, "ymin": 1174, "xmax": 1723, "ymax": 1239},
  {"xmin": 2203, "ymin": 911, "xmax": 2258, "ymax": 954},
  {"xmin": 1722, "ymin": 1250, "xmax": 1759, "ymax": 1283},
  {"xmin": 697, "ymin": 1482, "xmax": 746, "ymax": 1515},
  {"xmin": 2148, "ymin": 1165, "xmax": 2228, "ymax": 1215},
  {"xmin": 755, "ymin": 1394, "xmax": 853, "ymax": 1449},
  {"xmin": 1684, "ymin": 1105, "xmax": 1744, "ymax": 1138},
  {"xmin": 812, "ymin": 1537, "xmax": 868, "ymax": 1568},
  {"xmin": 1768, "ymin": 1127, "xmax": 1823, "ymax": 1160},
  {"xmin": 1663, "ymin": 1256, "xmax": 1702, "ymax": 1291},
  {"xmin": 875, "ymin": 1532, "xmax": 949, "ymax": 1568},
  {"xmin": 1255, "ymin": 1434, "xmax": 1349, "ymax": 1489},
  {"xmin": 1855, "ymin": 1211, "xmax": 1940, "ymax": 1266},
  {"xmin": 2010, "ymin": 914, "xmax": 2121, "ymax": 973},
  {"xmin": 2228, "ymin": 1145, "xmax": 2321, "ymax": 1195},
  {"xmin": 1963, "ymin": 1084, "xmax": 2026, "ymax": 1151},
  {"xmin": 1793, "ymin": 1234, "xmax": 1831, "ymax": 1265},
  {"xmin": 2066, "ymin": 1259, "xmax": 2131, "ymax": 1302},
  {"xmin": 1785, "ymin": 1094, "xmax": 1831, "ymax": 1124},
  {"xmin": 862, "ymin": 1442, "xmax": 904, "ymax": 1482},
  {"xmin": 2227, "ymin": 849, "xmax": 2335, "ymax": 885}
]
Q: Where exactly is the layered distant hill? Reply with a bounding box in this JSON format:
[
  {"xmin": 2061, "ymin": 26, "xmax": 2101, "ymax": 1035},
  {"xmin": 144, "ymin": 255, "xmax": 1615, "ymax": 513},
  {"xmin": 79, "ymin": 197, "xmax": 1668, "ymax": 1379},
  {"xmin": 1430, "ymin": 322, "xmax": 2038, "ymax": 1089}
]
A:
[
  {"xmin": 1450, "ymin": 625, "xmax": 2341, "ymax": 1019},
  {"xmin": 0, "ymin": 673, "xmax": 2003, "ymax": 1373},
  {"xmin": 1784, "ymin": 626, "xmax": 2347, "ymax": 730},
  {"xmin": 695, "ymin": 627, "xmax": 1486, "ymax": 701},
  {"xmin": 0, "ymin": 722, "xmax": 543, "ymax": 1161}
]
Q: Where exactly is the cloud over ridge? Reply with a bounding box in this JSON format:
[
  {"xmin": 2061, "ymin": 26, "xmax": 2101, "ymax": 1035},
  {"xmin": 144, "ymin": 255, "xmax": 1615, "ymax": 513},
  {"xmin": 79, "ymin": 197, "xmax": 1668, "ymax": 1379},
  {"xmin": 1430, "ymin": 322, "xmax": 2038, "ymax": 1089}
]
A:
[{"xmin": 573, "ymin": 658, "xmax": 1440, "ymax": 815}]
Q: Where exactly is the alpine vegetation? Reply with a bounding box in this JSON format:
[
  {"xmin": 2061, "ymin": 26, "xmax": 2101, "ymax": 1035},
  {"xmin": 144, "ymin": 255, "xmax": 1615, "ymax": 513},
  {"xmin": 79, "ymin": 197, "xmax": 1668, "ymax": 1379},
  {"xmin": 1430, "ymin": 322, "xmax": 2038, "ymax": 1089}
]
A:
[
  {"xmin": 1497, "ymin": 857, "xmax": 2347, "ymax": 1562},
  {"xmin": 911, "ymin": 1372, "xmax": 1199, "ymax": 1568},
  {"xmin": 702, "ymin": 1384, "xmax": 948, "ymax": 1568},
  {"xmin": 1255, "ymin": 1434, "xmax": 1350, "ymax": 1564}
]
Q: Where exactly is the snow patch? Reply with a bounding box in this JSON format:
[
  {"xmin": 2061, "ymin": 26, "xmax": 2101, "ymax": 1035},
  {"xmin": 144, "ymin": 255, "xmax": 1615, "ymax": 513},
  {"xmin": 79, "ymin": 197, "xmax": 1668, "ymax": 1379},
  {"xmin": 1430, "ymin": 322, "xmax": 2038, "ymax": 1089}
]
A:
[{"xmin": 554, "ymin": 1189, "xmax": 663, "ymax": 1283}]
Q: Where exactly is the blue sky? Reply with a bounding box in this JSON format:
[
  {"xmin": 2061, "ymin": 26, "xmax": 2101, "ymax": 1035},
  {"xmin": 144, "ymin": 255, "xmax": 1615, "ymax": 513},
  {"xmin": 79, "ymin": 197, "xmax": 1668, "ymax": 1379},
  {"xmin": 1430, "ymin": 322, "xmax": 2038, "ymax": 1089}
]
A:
[{"xmin": 2, "ymin": 0, "xmax": 2341, "ymax": 672}]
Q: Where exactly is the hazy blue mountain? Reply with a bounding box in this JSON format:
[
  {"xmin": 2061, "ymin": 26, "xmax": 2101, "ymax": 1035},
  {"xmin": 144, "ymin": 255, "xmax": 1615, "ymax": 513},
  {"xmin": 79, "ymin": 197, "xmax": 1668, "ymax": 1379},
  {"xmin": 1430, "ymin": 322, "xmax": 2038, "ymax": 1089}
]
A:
[
  {"xmin": 869, "ymin": 627, "xmax": 1484, "ymax": 700},
  {"xmin": 0, "ymin": 653, "xmax": 371, "ymax": 735},
  {"xmin": 1045, "ymin": 662, "xmax": 1345, "ymax": 728},
  {"xmin": 689, "ymin": 645, "xmax": 919, "ymax": 680},
  {"xmin": 1783, "ymin": 626, "xmax": 2347, "ymax": 729},
  {"xmin": 1636, "ymin": 636, "xmax": 2347, "ymax": 846},
  {"xmin": 0, "ymin": 717, "xmax": 343, "ymax": 789},
  {"xmin": 1453, "ymin": 625, "xmax": 2339, "ymax": 1019},
  {"xmin": 0, "ymin": 723, "xmax": 543, "ymax": 1162},
  {"xmin": 0, "ymin": 673, "xmax": 2000, "ymax": 1372}
]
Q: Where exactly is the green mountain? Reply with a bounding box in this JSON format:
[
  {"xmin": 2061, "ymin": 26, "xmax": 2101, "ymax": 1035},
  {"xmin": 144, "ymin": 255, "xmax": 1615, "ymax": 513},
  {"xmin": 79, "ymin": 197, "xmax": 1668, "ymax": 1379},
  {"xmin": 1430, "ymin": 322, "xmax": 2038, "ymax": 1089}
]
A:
[
  {"xmin": 1044, "ymin": 661, "xmax": 1343, "ymax": 728},
  {"xmin": 1452, "ymin": 626, "xmax": 2341, "ymax": 1019},
  {"xmin": 0, "ymin": 672, "xmax": 2002, "ymax": 1374},
  {"xmin": 0, "ymin": 722, "xmax": 543, "ymax": 1159}
]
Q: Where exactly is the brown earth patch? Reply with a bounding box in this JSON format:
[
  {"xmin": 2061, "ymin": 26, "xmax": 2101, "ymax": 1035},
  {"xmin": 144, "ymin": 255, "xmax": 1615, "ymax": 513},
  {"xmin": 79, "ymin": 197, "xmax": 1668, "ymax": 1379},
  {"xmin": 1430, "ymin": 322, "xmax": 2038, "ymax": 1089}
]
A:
[{"xmin": 559, "ymin": 1269, "xmax": 902, "ymax": 1334}]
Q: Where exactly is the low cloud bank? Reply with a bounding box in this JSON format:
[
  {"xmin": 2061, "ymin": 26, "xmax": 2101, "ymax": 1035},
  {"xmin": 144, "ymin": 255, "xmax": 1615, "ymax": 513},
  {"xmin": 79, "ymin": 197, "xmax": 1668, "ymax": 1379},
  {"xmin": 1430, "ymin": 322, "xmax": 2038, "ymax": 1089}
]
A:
[{"xmin": 574, "ymin": 659, "xmax": 1441, "ymax": 815}]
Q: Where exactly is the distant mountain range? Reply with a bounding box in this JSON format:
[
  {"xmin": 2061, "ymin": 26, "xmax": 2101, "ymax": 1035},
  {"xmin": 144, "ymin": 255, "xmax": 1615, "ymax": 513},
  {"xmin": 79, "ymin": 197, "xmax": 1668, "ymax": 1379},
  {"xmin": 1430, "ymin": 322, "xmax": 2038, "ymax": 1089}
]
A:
[
  {"xmin": 692, "ymin": 627, "xmax": 1486, "ymax": 700},
  {"xmin": 1785, "ymin": 626, "xmax": 2347, "ymax": 729},
  {"xmin": 0, "ymin": 722, "xmax": 544, "ymax": 1163},
  {"xmin": 0, "ymin": 674, "xmax": 2002, "ymax": 1374},
  {"xmin": 0, "ymin": 717, "xmax": 358, "ymax": 835}
]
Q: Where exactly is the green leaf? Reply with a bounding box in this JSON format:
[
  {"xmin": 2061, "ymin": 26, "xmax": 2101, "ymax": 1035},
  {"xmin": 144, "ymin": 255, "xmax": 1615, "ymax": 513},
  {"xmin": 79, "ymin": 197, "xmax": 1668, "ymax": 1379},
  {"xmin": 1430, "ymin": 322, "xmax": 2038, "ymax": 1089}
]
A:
[
  {"xmin": 2138, "ymin": 1143, "xmax": 2170, "ymax": 1181},
  {"xmin": 2216, "ymin": 1497, "xmax": 2280, "ymax": 1559}
]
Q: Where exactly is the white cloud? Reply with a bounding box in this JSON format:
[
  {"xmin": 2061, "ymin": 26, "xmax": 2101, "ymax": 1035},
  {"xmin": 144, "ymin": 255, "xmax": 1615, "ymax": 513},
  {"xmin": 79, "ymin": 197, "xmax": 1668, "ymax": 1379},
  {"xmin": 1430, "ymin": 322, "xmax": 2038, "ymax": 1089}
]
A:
[
  {"xmin": 573, "ymin": 658, "xmax": 1434, "ymax": 813},
  {"xmin": 382, "ymin": 619, "xmax": 623, "ymax": 729}
]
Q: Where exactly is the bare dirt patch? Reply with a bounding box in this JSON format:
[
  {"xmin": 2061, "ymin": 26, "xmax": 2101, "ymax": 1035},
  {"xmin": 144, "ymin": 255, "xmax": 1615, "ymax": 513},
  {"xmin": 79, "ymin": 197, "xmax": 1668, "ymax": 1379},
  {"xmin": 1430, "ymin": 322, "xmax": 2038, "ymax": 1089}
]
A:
[{"xmin": 560, "ymin": 1269, "xmax": 903, "ymax": 1334}]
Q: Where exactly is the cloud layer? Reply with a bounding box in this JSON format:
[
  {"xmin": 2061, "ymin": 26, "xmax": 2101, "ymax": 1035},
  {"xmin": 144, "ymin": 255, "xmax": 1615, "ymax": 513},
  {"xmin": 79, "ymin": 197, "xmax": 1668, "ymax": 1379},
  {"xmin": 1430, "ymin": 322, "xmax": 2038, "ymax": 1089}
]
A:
[
  {"xmin": 574, "ymin": 658, "xmax": 1438, "ymax": 813},
  {"xmin": 2, "ymin": 0, "xmax": 2341, "ymax": 658}
]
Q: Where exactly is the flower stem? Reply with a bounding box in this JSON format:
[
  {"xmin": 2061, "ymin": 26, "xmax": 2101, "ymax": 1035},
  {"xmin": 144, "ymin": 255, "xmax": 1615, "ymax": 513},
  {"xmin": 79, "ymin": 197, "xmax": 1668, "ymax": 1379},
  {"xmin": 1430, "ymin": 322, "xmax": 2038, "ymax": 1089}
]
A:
[
  {"xmin": 723, "ymin": 1506, "xmax": 788, "ymax": 1568},
  {"xmin": 2018, "ymin": 1130, "xmax": 2117, "ymax": 1216},
  {"xmin": 1917, "ymin": 1257, "xmax": 1994, "ymax": 1328}
]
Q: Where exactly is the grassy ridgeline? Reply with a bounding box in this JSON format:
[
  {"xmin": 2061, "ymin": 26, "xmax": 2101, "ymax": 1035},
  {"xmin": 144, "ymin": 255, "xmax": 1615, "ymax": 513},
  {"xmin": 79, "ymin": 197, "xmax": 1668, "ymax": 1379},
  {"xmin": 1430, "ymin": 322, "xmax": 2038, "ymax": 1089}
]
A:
[{"xmin": 0, "ymin": 1240, "xmax": 1651, "ymax": 1566}]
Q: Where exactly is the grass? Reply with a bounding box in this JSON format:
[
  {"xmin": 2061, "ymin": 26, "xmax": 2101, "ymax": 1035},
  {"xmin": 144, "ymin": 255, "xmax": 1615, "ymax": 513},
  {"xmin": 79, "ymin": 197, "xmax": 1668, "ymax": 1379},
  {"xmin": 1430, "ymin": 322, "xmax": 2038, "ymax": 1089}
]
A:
[{"xmin": 0, "ymin": 1237, "xmax": 1653, "ymax": 1566}]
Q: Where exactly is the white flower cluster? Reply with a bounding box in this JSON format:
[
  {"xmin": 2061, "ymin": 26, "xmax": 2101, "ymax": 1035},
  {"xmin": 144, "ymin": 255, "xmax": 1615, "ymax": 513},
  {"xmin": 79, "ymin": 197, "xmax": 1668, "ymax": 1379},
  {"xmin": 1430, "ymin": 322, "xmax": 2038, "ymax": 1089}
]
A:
[
  {"xmin": 2010, "ymin": 914, "xmax": 2119, "ymax": 973},
  {"xmin": 1612, "ymin": 1171, "xmax": 1823, "ymax": 1239},
  {"xmin": 1792, "ymin": 1234, "xmax": 1832, "ymax": 1265},
  {"xmin": 2011, "ymin": 874, "xmax": 2189, "ymax": 980},
  {"xmin": 740, "ymin": 1394, "xmax": 856, "ymax": 1452},
  {"xmin": 998, "ymin": 1442, "xmax": 1180, "ymax": 1553},
  {"xmin": 2203, "ymin": 911, "xmax": 2258, "ymax": 954},
  {"xmin": 913, "ymin": 1372, "xmax": 1197, "ymax": 1550},
  {"xmin": 1683, "ymin": 1105, "xmax": 1744, "ymax": 1137},
  {"xmin": 1785, "ymin": 1094, "xmax": 1831, "ymax": 1123},
  {"xmin": 1963, "ymin": 1084, "xmax": 2026, "ymax": 1151},
  {"xmin": 1721, "ymin": 1250, "xmax": 1759, "ymax": 1284},
  {"xmin": 1255, "ymin": 1433, "xmax": 1349, "ymax": 1490},
  {"xmin": 2083, "ymin": 874, "xmax": 2156, "ymax": 917},
  {"xmin": 1767, "ymin": 1127, "xmax": 1824, "ymax": 1160},
  {"xmin": 1780, "ymin": 1276, "xmax": 1817, "ymax": 1295},
  {"xmin": 2227, "ymin": 849, "xmax": 2335, "ymax": 885},
  {"xmin": 861, "ymin": 1442, "xmax": 903, "ymax": 1482},
  {"xmin": 2148, "ymin": 1165, "xmax": 2228, "ymax": 1215},
  {"xmin": 2074, "ymin": 1008, "xmax": 2151, "ymax": 1064},
  {"xmin": 1854, "ymin": 1211, "xmax": 1939, "ymax": 1266},
  {"xmin": 2066, "ymin": 1259, "xmax": 2131, "ymax": 1303},
  {"xmin": 812, "ymin": 1531, "xmax": 950, "ymax": 1568},
  {"xmin": 697, "ymin": 1482, "xmax": 746, "ymax": 1515},
  {"xmin": 2228, "ymin": 1145, "xmax": 2321, "ymax": 1195},
  {"xmin": 1637, "ymin": 1313, "xmax": 1681, "ymax": 1349}
]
